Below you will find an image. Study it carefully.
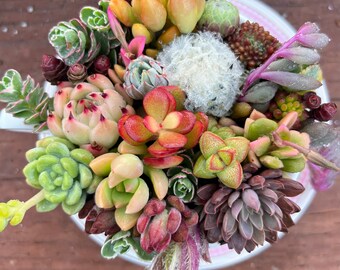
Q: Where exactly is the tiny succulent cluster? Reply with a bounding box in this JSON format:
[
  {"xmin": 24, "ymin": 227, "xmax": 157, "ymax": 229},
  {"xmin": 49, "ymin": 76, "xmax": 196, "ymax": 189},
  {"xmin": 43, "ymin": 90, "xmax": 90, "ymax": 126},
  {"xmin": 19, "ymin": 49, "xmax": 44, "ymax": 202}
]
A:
[{"xmin": 1, "ymin": 1, "xmax": 339, "ymax": 270}]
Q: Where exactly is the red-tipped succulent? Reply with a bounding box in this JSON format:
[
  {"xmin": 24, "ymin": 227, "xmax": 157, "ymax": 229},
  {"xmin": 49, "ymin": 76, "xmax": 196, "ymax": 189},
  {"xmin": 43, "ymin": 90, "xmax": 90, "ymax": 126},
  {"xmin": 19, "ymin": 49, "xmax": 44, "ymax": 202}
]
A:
[{"xmin": 118, "ymin": 86, "xmax": 208, "ymax": 168}]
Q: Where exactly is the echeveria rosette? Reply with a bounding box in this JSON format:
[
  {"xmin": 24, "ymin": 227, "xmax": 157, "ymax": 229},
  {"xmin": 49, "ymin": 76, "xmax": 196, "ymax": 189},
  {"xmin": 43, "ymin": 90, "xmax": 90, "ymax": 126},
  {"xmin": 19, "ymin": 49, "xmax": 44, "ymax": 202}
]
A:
[
  {"xmin": 124, "ymin": 55, "xmax": 169, "ymax": 100},
  {"xmin": 41, "ymin": 55, "xmax": 68, "ymax": 85},
  {"xmin": 101, "ymin": 231, "xmax": 154, "ymax": 261},
  {"xmin": 118, "ymin": 86, "xmax": 208, "ymax": 169},
  {"xmin": 196, "ymin": 165, "xmax": 305, "ymax": 254},
  {"xmin": 0, "ymin": 136, "xmax": 100, "ymax": 232},
  {"xmin": 193, "ymin": 131, "xmax": 250, "ymax": 189},
  {"xmin": 242, "ymin": 22, "xmax": 330, "ymax": 98},
  {"xmin": 167, "ymin": 153, "xmax": 198, "ymax": 203},
  {"xmin": 47, "ymin": 74, "xmax": 132, "ymax": 156},
  {"xmin": 0, "ymin": 69, "xmax": 52, "ymax": 131},
  {"xmin": 48, "ymin": 19, "xmax": 101, "ymax": 66}
]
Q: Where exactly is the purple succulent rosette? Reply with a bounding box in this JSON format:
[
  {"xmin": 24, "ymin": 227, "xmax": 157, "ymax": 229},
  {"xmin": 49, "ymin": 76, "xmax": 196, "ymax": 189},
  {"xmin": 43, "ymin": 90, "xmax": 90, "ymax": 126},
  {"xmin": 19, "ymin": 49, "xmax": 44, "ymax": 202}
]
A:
[{"xmin": 0, "ymin": 1, "xmax": 339, "ymax": 270}]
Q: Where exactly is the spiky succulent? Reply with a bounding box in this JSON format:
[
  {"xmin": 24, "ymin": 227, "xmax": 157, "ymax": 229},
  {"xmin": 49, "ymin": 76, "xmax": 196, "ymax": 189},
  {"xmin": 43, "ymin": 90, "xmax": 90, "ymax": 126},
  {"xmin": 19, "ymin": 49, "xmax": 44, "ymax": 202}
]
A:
[
  {"xmin": 47, "ymin": 73, "xmax": 130, "ymax": 156},
  {"xmin": 196, "ymin": 163, "xmax": 305, "ymax": 254},
  {"xmin": 227, "ymin": 21, "xmax": 280, "ymax": 70},
  {"xmin": 124, "ymin": 55, "xmax": 169, "ymax": 100},
  {"xmin": 0, "ymin": 69, "xmax": 52, "ymax": 131}
]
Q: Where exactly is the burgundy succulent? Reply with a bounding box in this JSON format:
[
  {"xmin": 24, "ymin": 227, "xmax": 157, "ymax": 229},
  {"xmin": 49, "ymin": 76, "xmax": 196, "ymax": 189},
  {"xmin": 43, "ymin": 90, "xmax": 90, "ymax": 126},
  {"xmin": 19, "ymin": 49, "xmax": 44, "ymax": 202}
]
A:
[
  {"xmin": 93, "ymin": 55, "xmax": 111, "ymax": 75},
  {"xmin": 136, "ymin": 196, "xmax": 199, "ymax": 253},
  {"xmin": 195, "ymin": 163, "xmax": 305, "ymax": 254},
  {"xmin": 41, "ymin": 54, "xmax": 68, "ymax": 85},
  {"xmin": 303, "ymin": 92, "xmax": 322, "ymax": 110},
  {"xmin": 78, "ymin": 199, "xmax": 120, "ymax": 236},
  {"xmin": 67, "ymin": 63, "xmax": 88, "ymax": 84},
  {"xmin": 311, "ymin": 102, "xmax": 337, "ymax": 121}
]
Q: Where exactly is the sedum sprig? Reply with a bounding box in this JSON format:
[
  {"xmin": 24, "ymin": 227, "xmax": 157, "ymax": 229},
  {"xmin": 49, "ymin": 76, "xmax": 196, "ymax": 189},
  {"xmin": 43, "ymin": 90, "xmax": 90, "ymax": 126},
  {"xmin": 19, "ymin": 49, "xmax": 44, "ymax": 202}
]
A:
[
  {"xmin": 242, "ymin": 22, "xmax": 330, "ymax": 96},
  {"xmin": 0, "ymin": 69, "xmax": 52, "ymax": 131}
]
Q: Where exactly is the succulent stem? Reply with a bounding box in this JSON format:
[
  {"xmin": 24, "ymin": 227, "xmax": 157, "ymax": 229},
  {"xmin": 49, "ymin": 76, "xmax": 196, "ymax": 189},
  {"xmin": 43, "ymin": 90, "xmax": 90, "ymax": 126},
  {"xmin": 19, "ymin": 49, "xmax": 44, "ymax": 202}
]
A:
[
  {"xmin": 272, "ymin": 132, "xmax": 340, "ymax": 171},
  {"xmin": 21, "ymin": 190, "xmax": 46, "ymax": 212}
]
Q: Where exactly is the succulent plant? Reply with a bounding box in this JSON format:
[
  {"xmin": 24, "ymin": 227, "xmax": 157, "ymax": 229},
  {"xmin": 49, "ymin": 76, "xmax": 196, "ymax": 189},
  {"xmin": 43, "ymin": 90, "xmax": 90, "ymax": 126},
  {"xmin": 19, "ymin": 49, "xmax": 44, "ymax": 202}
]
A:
[
  {"xmin": 196, "ymin": 164, "xmax": 304, "ymax": 254},
  {"xmin": 109, "ymin": 0, "xmax": 138, "ymax": 27},
  {"xmin": 124, "ymin": 55, "xmax": 169, "ymax": 100},
  {"xmin": 245, "ymin": 112, "xmax": 310, "ymax": 172},
  {"xmin": 167, "ymin": 0, "xmax": 205, "ymax": 33},
  {"xmin": 93, "ymin": 55, "xmax": 111, "ymax": 75},
  {"xmin": 303, "ymin": 91, "xmax": 322, "ymax": 110},
  {"xmin": 136, "ymin": 196, "xmax": 199, "ymax": 253},
  {"xmin": 67, "ymin": 64, "xmax": 88, "ymax": 84},
  {"xmin": 0, "ymin": 136, "xmax": 101, "ymax": 232},
  {"xmin": 157, "ymin": 31, "xmax": 244, "ymax": 117},
  {"xmin": 197, "ymin": 0, "xmax": 239, "ymax": 38},
  {"xmin": 242, "ymin": 22, "xmax": 329, "ymax": 95},
  {"xmin": 0, "ymin": 69, "xmax": 52, "ymax": 131},
  {"xmin": 80, "ymin": 6, "xmax": 110, "ymax": 32},
  {"xmin": 41, "ymin": 54, "xmax": 68, "ymax": 85},
  {"xmin": 167, "ymin": 152, "xmax": 198, "ymax": 203},
  {"xmin": 47, "ymin": 73, "xmax": 131, "ymax": 155},
  {"xmin": 118, "ymin": 86, "xmax": 208, "ymax": 169},
  {"xmin": 132, "ymin": 0, "xmax": 167, "ymax": 32},
  {"xmin": 101, "ymin": 231, "xmax": 154, "ymax": 261},
  {"xmin": 193, "ymin": 131, "xmax": 250, "ymax": 189},
  {"xmin": 268, "ymin": 90, "xmax": 308, "ymax": 122},
  {"xmin": 227, "ymin": 21, "xmax": 280, "ymax": 70},
  {"xmin": 311, "ymin": 102, "xmax": 337, "ymax": 122},
  {"xmin": 48, "ymin": 19, "xmax": 101, "ymax": 66},
  {"xmin": 94, "ymin": 154, "xmax": 149, "ymax": 230},
  {"xmin": 78, "ymin": 199, "xmax": 120, "ymax": 235}
]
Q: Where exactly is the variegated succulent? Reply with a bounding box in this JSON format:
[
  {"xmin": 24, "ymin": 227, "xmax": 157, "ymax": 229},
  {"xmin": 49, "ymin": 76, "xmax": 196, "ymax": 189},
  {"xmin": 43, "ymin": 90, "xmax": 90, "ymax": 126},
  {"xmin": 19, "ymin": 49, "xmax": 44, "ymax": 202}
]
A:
[
  {"xmin": 193, "ymin": 130, "xmax": 250, "ymax": 189},
  {"xmin": 47, "ymin": 73, "xmax": 132, "ymax": 156},
  {"xmin": 0, "ymin": 69, "xmax": 52, "ymax": 131},
  {"xmin": 118, "ymin": 86, "xmax": 208, "ymax": 169}
]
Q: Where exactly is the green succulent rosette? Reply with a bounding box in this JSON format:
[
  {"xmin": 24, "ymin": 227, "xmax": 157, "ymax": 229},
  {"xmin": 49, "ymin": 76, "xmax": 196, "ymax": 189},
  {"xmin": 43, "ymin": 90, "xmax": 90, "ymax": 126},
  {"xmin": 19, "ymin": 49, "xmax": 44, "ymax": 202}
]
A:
[
  {"xmin": 101, "ymin": 231, "xmax": 153, "ymax": 261},
  {"xmin": 23, "ymin": 136, "xmax": 101, "ymax": 215},
  {"xmin": 48, "ymin": 19, "xmax": 101, "ymax": 66},
  {"xmin": 167, "ymin": 153, "xmax": 198, "ymax": 203}
]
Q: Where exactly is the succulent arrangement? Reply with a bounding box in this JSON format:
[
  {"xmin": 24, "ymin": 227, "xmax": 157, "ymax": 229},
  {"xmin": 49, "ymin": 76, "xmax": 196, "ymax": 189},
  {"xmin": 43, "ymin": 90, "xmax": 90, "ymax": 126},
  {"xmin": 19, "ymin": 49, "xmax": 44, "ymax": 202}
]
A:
[{"xmin": 0, "ymin": 0, "xmax": 339, "ymax": 269}]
